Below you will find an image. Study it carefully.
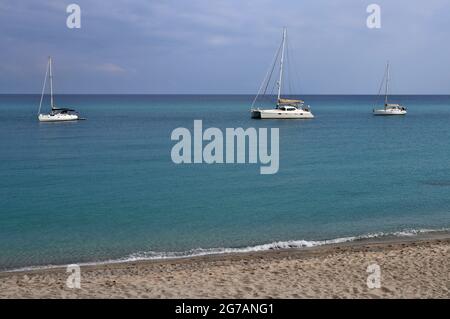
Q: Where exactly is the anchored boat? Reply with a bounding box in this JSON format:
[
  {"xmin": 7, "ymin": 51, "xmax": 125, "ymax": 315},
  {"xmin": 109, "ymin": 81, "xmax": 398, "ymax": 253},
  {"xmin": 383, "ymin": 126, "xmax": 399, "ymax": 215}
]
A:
[
  {"xmin": 38, "ymin": 57, "xmax": 84, "ymax": 122},
  {"xmin": 373, "ymin": 62, "xmax": 407, "ymax": 116},
  {"xmin": 251, "ymin": 28, "xmax": 314, "ymax": 119}
]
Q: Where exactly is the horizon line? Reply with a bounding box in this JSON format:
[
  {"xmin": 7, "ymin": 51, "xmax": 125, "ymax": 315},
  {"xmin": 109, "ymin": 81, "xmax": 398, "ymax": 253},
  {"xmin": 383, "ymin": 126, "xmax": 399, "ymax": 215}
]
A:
[{"xmin": 1, "ymin": 93, "xmax": 450, "ymax": 96}]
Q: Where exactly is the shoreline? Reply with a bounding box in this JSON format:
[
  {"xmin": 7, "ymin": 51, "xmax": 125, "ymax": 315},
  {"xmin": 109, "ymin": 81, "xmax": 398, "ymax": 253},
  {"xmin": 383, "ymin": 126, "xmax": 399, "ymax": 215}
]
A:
[
  {"xmin": 3, "ymin": 229, "xmax": 449, "ymax": 274},
  {"xmin": 0, "ymin": 232, "xmax": 448, "ymax": 298}
]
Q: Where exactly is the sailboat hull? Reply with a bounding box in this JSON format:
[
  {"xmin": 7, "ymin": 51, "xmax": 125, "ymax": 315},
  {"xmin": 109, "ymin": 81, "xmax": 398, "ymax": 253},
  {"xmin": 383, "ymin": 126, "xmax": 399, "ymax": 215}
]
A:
[
  {"xmin": 373, "ymin": 108, "xmax": 407, "ymax": 116},
  {"xmin": 38, "ymin": 113, "xmax": 79, "ymax": 122},
  {"xmin": 251, "ymin": 109, "xmax": 314, "ymax": 119}
]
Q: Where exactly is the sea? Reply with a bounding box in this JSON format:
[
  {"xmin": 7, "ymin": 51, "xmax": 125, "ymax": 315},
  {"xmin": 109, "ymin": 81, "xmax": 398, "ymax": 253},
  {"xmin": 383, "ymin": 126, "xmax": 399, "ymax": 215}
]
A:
[{"xmin": 1, "ymin": 94, "xmax": 449, "ymax": 271}]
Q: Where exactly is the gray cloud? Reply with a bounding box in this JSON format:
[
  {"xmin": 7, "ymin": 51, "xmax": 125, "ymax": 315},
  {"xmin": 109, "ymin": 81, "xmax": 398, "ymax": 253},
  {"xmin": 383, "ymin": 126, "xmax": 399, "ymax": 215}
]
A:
[{"xmin": 0, "ymin": 0, "xmax": 449, "ymax": 94}]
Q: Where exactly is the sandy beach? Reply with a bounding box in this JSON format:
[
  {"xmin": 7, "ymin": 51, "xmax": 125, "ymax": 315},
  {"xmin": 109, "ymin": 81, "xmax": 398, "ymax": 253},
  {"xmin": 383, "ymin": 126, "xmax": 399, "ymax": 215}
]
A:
[{"xmin": 0, "ymin": 233, "xmax": 448, "ymax": 299}]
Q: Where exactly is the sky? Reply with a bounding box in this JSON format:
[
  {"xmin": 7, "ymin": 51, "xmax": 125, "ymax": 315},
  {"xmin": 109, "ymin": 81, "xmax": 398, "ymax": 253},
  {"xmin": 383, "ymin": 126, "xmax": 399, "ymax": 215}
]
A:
[{"xmin": 0, "ymin": 0, "xmax": 449, "ymax": 94}]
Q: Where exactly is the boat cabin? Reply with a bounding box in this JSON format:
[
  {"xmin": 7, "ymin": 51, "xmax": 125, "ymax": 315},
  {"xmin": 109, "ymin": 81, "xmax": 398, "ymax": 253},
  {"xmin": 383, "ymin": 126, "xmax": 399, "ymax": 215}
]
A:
[
  {"xmin": 50, "ymin": 108, "xmax": 78, "ymax": 115},
  {"xmin": 278, "ymin": 106, "xmax": 297, "ymax": 111},
  {"xmin": 384, "ymin": 103, "xmax": 406, "ymax": 111}
]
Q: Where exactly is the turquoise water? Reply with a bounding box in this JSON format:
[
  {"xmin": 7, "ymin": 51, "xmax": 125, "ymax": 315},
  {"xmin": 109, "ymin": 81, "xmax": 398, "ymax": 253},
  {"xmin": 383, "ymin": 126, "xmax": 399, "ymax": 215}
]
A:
[{"xmin": 1, "ymin": 94, "xmax": 449, "ymax": 270}]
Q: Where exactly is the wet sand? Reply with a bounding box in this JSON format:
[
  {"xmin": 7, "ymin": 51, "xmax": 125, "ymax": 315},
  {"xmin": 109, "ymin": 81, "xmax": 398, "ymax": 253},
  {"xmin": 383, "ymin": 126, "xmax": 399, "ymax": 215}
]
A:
[{"xmin": 0, "ymin": 233, "xmax": 448, "ymax": 298}]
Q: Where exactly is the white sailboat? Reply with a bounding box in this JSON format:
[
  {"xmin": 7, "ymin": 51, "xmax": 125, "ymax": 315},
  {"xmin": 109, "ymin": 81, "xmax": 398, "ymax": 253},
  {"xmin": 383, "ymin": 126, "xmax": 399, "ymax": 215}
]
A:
[
  {"xmin": 373, "ymin": 62, "xmax": 407, "ymax": 116},
  {"xmin": 38, "ymin": 57, "xmax": 82, "ymax": 122},
  {"xmin": 251, "ymin": 28, "xmax": 314, "ymax": 119}
]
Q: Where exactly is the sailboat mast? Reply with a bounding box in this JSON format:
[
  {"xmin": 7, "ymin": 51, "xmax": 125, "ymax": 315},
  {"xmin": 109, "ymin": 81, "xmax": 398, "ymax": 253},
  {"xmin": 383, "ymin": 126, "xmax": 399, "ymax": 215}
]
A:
[
  {"xmin": 38, "ymin": 58, "xmax": 50, "ymax": 115},
  {"xmin": 49, "ymin": 56, "xmax": 54, "ymax": 109},
  {"xmin": 277, "ymin": 28, "xmax": 287, "ymax": 101},
  {"xmin": 384, "ymin": 61, "xmax": 390, "ymax": 107}
]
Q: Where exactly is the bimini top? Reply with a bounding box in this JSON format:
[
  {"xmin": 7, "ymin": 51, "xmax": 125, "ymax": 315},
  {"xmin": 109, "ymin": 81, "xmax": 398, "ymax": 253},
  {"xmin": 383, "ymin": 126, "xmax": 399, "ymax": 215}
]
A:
[{"xmin": 277, "ymin": 98, "xmax": 304, "ymax": 106}]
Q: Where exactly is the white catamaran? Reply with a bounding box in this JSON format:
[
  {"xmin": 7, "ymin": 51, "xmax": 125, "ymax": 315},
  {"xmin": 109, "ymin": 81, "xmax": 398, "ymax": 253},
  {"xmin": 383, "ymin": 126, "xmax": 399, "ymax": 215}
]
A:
[
  {"xmin": 38, "ymin": 57, "xmax": 82, "ymax": 122},
  {"xmin": 373, "ymin": 62, "xmax": 407, "ymax": 116},
  {"xmin": 251, "ymin": 28, "xmax": 314, "ymax": 119}
]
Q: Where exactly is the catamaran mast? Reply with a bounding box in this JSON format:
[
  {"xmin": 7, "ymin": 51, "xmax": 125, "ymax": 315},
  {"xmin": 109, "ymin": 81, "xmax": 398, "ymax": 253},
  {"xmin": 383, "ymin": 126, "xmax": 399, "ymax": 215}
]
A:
[
  {"xmin": 49, "ymin": 56, "xmax": 54, "ymax": 109},
  {"xmin": 277, "ymin": 28, "xmax": 287, "ymax": 101},
  {"xmin": 384, "ymin": 61, "xmax": 390, "ymax": 107}
]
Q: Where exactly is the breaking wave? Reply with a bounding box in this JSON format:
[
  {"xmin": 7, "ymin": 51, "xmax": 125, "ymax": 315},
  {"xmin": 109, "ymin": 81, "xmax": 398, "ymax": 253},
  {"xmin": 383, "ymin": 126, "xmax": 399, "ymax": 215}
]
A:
[{"xmin": 6, "ymin": 227, "xmax": 449, "ymax": 273}]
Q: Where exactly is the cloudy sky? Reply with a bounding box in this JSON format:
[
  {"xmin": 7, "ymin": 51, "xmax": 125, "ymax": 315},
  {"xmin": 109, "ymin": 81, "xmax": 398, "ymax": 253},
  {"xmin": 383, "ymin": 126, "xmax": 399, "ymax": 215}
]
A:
[{"xmin": 0, "ymin": 0, "xmax": 449, "ymax": 94}]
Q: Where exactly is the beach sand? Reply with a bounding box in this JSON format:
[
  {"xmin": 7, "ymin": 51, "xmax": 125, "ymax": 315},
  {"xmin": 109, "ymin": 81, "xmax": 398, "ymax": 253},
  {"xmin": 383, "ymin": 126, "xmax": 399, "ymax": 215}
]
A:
[{"xmin": 0, "ymin": 233, "xmax": 448, "ymax": 299}]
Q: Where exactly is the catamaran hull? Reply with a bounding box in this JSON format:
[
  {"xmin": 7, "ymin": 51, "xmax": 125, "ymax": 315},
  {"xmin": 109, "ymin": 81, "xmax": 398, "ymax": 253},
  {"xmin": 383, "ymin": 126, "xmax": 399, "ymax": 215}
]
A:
[
  {"xmin": 38, "ymin": 114, "xmax": 79, "ymax": 122},
  {"xmin": 251, "ymin": 109, "xmax": 314, "ymax": 119},
  {"xmin": 373, "ymin": 109, "xmax": 407, "ymax": 116}
]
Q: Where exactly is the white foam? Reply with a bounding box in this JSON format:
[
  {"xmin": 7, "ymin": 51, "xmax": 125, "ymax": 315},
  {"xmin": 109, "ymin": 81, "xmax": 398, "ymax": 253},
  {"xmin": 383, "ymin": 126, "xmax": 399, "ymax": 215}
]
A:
[{"xmin": 4, "ymin": 227, "xmax": 449, "ymax": 273}]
